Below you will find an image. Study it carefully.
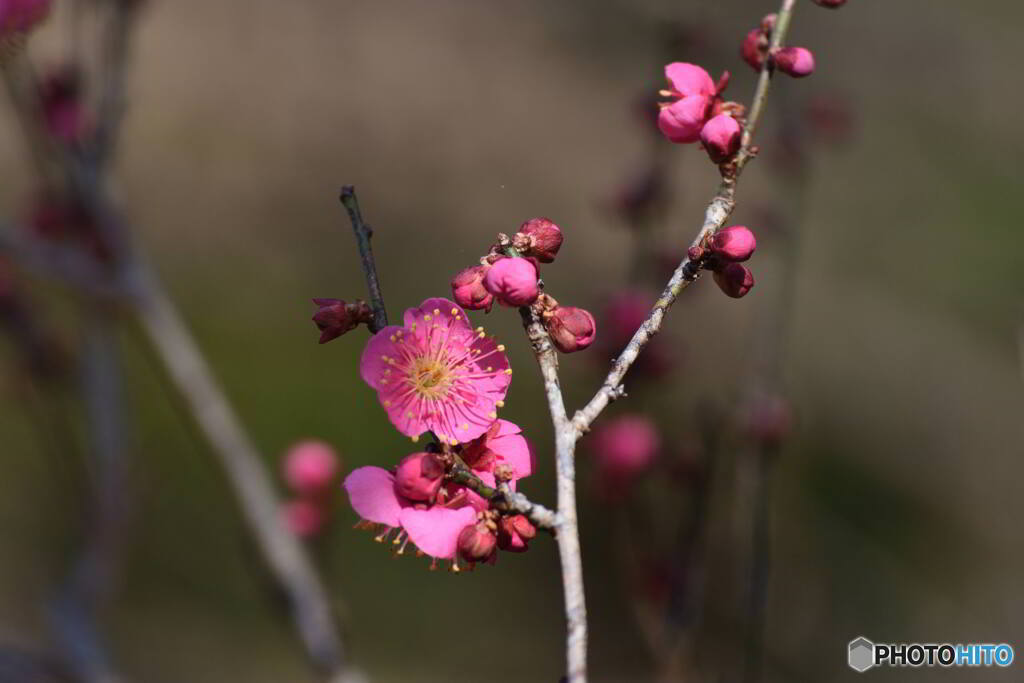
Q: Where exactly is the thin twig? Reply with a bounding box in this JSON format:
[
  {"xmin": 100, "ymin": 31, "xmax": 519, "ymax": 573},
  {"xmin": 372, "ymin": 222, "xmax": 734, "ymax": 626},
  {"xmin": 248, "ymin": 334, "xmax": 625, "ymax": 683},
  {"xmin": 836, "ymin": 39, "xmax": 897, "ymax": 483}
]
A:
[
  {"xmin": 339, "ymin": 186, "xmax": 388, "ymax": 333},
  {"xmin": 572, "ymin": 0, "xmax": 799, "ymax": 437},
  {"xmin": 447, "ymin": 466, "xmax": 560, "ymax": 531}
]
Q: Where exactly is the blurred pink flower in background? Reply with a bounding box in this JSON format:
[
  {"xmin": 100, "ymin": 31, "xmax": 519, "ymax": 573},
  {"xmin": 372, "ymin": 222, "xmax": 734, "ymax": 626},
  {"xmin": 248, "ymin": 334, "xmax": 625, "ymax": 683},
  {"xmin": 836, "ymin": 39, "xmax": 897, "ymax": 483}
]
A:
[
  {"xmin": 283, "ymin": 439, "xmax": 340, "ymax": 495},
  {"xmin": 590, "ymin": 414, "xmax": 661, "ymax": 497}
]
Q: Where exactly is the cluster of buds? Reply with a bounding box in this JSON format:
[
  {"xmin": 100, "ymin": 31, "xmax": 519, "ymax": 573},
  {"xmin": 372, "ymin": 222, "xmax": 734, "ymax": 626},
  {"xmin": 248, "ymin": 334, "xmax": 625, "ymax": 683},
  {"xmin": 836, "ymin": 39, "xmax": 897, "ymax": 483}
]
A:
[
  {"xmin": 656, "ymin": 62, "xmax": 746, "ymax": 166},
  {"xmin": 311, "ymin": 298, "xmax": 372, "ymax": 343},
  {"xmin": 742, "ymin": 14, "xmax": 816, "ymax": 78},
  {"xmin": 281, "ymin": 440, "xmax": 341, "ymax": 538},
  {"xmin": 688, "ymin": 224, "xmax": 757, "ymax": 298},
  {"xmin": 344, "ymin": 418, "xmax": 536, "ymax": 570},
  {"xmin": 450, "ymin": 218, "xmax": 597, "ymax": 353}
]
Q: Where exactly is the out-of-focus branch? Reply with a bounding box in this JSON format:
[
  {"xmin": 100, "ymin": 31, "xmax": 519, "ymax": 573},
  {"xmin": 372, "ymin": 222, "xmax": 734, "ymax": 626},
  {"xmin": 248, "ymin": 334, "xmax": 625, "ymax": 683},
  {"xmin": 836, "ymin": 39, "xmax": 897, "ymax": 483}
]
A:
[
  {"xmin": 126, "ymin": 259, "xmax": 354, "ymax": 680},
  {"xmin": 572, "ymin": 0, "xmax": 799, "ymax": 437},
  {"xmin": 50, "ymin": 316, "xmax": 128, "ymax": 683},
  {"xmin": 339, "ymin": 186, "xmax": 388, "ymax": 333}
]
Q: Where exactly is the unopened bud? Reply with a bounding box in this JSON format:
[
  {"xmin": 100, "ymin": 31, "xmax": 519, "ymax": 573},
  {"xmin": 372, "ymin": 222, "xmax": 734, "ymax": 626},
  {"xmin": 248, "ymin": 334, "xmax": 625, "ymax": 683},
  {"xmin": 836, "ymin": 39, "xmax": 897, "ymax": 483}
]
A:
[
  {"xmin": 457, "ymin": 522, "xmax": 497, "ymax": 562},
  {"xmin": 812, "ymin": 0, "xmax": 847, "ymax": 7},
  {"xmin": 312, "ymin": 298, "xmax": 371, "ymax": 343},
  {"xmin": 394, "ymin": 452, "xmax": 445, "ymax": 502},
  {"xmin": 700, "ymin": 114, "xmax": 742, "ymax": 163},
  {"xmin": 497, "ymin": 514, "xmax": 536, "ymax": 552},
  {"xmin": 518, "ymin": 217, "xmax": 563, "ymax": 263},
  {"xmin": 772, "ymin": 47, "xmax": 815, "ymax": 78},
  {"xmin": 712, "ymin": 262, "xmax": 755, "ymax": 298},
  {"xmin": 450, "ymin": 265, "xmax": 494, "ymax": 311},
  {"xmin": 709, "ymin": 225, "xmax": 756, "ymax": 262},
  {"xmin": 545, "ymin": 306, "xmax": 596, "ymax": 354},
  {"xmin": 483, "ymin": 257, "xmax": 539, "ymax": 307},
  {"xmin": 283, "ymin": 440, "xmax": 340, "ymax": 495}
]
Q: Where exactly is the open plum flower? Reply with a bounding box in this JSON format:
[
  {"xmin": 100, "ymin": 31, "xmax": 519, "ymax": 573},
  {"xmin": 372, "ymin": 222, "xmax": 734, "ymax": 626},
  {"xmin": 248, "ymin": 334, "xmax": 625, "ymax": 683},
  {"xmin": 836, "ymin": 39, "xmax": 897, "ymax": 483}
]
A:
[
  {"xmin": 657, "ymin": 62, "xmax": 729, "ymax": 144},
  {"xmin": 360, "ymin": 297, "xmax": 512, "ymax": 445},
  {"xmin": 343, "ymin": 420, "xmax": 533, "ymax": 566}
]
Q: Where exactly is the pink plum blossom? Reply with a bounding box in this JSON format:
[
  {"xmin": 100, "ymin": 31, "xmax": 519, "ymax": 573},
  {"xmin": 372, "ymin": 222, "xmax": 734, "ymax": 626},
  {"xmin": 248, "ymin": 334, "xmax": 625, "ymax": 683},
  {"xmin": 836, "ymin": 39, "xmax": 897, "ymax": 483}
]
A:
[
  {"xmin": 283, "ymin": 439, "xmax": 340, "ymax": 495},
  {"xmin": 483, "ymin": 257, "xmax": 539, "ymax": 307},
  {"xmin": 360, "ymin": 297, "xmax": 511, "ymax": 444},
  {"xmin": 657, "ymin": 62, "xmax": 717, "ymax": 144},
  {"xmin": 343, "ymin": 420, "xmax": 535, "ymax": 562}
]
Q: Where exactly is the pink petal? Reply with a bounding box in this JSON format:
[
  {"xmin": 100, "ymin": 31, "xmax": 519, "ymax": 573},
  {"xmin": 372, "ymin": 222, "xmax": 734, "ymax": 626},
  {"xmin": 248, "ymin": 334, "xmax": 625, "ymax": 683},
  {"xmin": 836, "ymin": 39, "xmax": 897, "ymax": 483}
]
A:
[
  {"xmin": 399, "ymin": 506, "xmax": 477, "ymax": 559},
  {"xmin": 359, "ymin": 326, "xmax": 407, "ymax": 390},
  {"xmin": 657, "ymin": 96, "xmax": 711, "ymax": 144},
  {"xmin": 664, "ymin": 62, "xmax": 716, "ymax": 97},
  {"xmin": 402, "ymin": 297, "xmax": 474, "ymax": 344},
  {"xmin": 491, "ymin": 431, "xmax": 533, "ymax": 479},
  {"xmin": 343, "ymin": 466, "xmax": 404, "ymax": 526}
]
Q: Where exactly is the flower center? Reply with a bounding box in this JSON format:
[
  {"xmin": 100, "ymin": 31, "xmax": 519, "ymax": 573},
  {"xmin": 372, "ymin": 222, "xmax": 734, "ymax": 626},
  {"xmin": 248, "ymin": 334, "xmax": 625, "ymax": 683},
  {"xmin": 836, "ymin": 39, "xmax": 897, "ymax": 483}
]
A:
[{"xmin": 409, "ymin": 356, "xmax": 452, "ymax": 399}]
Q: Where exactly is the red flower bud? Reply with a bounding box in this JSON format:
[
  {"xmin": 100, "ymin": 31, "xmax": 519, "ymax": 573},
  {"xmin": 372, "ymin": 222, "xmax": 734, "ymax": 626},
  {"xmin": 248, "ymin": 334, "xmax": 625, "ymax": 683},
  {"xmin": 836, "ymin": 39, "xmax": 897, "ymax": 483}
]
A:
[
  {"xmin": 311, "ymin": 298, "xmax": 371, "ymax": 343},
  {"xmin": 457, "ymin": 522, "xmax": 497, "ymax": 563},
  {"xmin": 741, "ymin": 27, "xmax": 768, "ymax": 71},
  {"xmin": 497, "ymin": 514, "xmax": 536, "ymax": 553},
  {"xmin": 545, "ymin": 306, "xmax": 596, "ymax": 354},
  {"xmin": 518, "ymin": 217, "xmax": 563, "ymax": 263},
  {"xmin": 713, "ymin": 262, "xmax": 755, "ymax": 299},
  {"xmin": 450, "ymin": 265, "xmax": 494, "ymax": 311},
  {"xmin": 394, "ymin": 452, "xmax": 445, "ymax": 502},
  {"xmin": 710, "ymin": 225, "xmax": 756, "ymax": 262},
  {"xmin": 812, "ymin": 0, "xmax": 847, "ymax": 7},
  {"xmin": 773, "ymin": 47, "xmax": 815, "ymax": 78}
]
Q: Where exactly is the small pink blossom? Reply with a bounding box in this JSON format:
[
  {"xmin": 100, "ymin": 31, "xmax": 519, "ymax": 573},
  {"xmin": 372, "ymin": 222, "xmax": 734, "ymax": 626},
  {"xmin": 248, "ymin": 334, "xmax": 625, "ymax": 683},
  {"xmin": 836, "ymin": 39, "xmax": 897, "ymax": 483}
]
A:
[
  {"xmin": 700, "ymin": 114, "xmax": 742, "ymax": 163},
  {"xmin": 283, "ymin": 440, "xmax": 340, "ymax": 495},
  {"xmin": 591, "ymin": 414, "xmax": 660, "ymax": 482},
  {"xmin": 741, "ymin": 28, "xmax": 768, "ymax": 71},
  {"xmin": 657, "ymin": 62, "xmax": 717, "ymax": 144},
  {"xmin": 545, "ymin": 306, "xmax": 596, "ymax": 354},
  {"xmin": 483, "ymin": 257, "xmax": 539, "ymax": 307},
  {"xmin": 710, "ymin": 225, "xmax": 756, "ymax": 263},
  {"xmin": 773, "ymin": 47, "xmax": 815, "ymax": 78},
  {"xmin": 450, "ymin": 265, "xmax": 493, "ymax": 311},
  {"xmin": 284, "ymin": 499, "xmax": 326, "ymax": 538},
  {"xmin": 713, "ymin": 262, "xmax": 755, "ymax": 298},
  {"xmin": 360, "ymin": 297, "xmax": 511, "ymax": 444}
]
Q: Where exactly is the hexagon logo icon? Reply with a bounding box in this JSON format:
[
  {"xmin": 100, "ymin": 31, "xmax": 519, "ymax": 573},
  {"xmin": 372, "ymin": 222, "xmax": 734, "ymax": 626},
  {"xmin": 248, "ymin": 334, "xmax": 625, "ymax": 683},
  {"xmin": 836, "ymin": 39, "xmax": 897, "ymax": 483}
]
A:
[{"xmin": 848, "ymin": 637, "xmax": 875, "ymax": 673}]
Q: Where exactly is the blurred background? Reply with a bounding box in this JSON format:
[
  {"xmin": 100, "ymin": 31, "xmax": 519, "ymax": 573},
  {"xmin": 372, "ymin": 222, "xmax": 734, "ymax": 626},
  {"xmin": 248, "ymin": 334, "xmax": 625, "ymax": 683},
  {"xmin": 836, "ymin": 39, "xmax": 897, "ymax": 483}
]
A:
[{"xmin": 1, "ymin": 0, "xmax": 1022, "ymax": 681}]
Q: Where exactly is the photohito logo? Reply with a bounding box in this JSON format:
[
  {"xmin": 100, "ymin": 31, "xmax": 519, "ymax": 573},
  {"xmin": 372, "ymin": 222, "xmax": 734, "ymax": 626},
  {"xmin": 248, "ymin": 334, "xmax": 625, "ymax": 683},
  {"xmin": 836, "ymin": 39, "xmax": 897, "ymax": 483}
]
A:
[{"xmin": 847, "ymin": 637, "xmax": 1014, "ymax": 673}]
